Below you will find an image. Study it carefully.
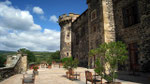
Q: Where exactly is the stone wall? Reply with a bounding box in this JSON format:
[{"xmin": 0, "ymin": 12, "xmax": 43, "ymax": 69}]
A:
[
  {"xmin": 0, "ymin": 53, "xmax": 27, "ymax": 81},
  {"xmin": 72, "ymin": 10, "xmax": 89, "ymax": 67},
  {"xmin": 87, "ymin": 0, "xmax": 104, "ymax": 68},
  {"xmin": 138, "ymin": 0, "xmax": 150, "ymax": 71},
  {"xmin": 0, "ymin": 67, "xmax": 14, "ymax": 82},
  {"xmin": 113, "ymin": 0, "xmax": 150, "ymax": 71}
]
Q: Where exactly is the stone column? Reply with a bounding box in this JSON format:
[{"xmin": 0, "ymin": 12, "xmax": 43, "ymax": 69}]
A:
[
  {"xmin": 102, "ymin": 0, "xmax": 116, "ymax": 43},
  {"xmin": 102, "ymin": 0, "xmax": 116, "ymax": 74},
  {"xmin": 21, "ymin": 54, "xmax": 27, "ymax": 73}
]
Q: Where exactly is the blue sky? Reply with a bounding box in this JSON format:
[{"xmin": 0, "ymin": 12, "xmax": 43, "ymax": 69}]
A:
[
  {"xmin": 0, "ymin": 0, "xmax": 88, "ymax": 51},
  {"xmin": 6, "ymin": 0, "xmax": 88, "ymax": 31}
]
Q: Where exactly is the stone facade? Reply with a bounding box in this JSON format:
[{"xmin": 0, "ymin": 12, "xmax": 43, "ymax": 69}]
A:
[
  {"xmin": 59, "ymin": 0, "xmax": 150, "ymax": 71},
  {"xmin": 113, "ymin": 0, "xmax": 150, "ymax": 71},
  {"xmin": 72, "ymin": 10, "xmax": 89, "ymax": 67}
]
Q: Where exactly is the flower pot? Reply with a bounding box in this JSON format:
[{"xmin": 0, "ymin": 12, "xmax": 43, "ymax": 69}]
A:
[
  {"xmin": 33, "ymin": 70, "xmax": 39, "ymax": 75},
  {"xmin": 34, "ymin": 69, "xmax": 38, "ymax": 71},
  {"xmin": 48, "ymin": 65, "xmax": 51, "ymax": 69},
  {"xmin": 105, "ymin": 82, "xmax": 121, "ymax": 84}
]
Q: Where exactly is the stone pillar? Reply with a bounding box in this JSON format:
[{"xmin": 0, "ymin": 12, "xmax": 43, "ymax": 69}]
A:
[
  {"xmin": 21, "ymin": 54, "xmax": 27, "ymax": 73},
  {"xmin": 102, "ymin": 0, "xmax": 116, "ymax": 73},
  {"xmin": 102, "ymin": 0, "xmax": 116, "ymax": 43}
]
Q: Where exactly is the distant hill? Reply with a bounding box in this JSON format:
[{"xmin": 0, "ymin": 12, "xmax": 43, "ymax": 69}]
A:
[
  {"xmin": 0, "ymin": 50, "xmax": 16, "ymax": 59},
  {"xmin": 33, "ymin": 51, "xmax": 54, "ymax": 58},
  {"xmin": 0, "ymin": 50, "xmax": 16, "ymax": 55},
  {"xmin": 0, "ymin": 50, "xmax": 16, "ymax": 53}
]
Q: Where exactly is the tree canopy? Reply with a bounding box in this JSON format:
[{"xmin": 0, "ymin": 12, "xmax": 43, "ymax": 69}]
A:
[{"xmin": 18, "ymin": 48, "xmax": 36, "ymax": 63}]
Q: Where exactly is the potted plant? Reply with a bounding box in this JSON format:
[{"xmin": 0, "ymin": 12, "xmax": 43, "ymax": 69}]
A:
[
  {"xmin": 33, "ymin": 65, "xmax": 39, "ymax": 75},
  {"xmin": 47, "ymin": 58, "xmax": 52, "ymax": 69},
  {"xmin": 48, "ymin": 61, "xmax": 52, "ymax": 69},
  {"xmin": 62, "ymin": 57, "xmax": 79, "ymax": 70},
  {"xmin": 33, "ymin": 65, "xmax": 39, "ymax": 71},
  {"xmin": 62, "ymin": 57, "xmax": 79, "ymax": 79},
  {"xmin": 90, "ymin": 41, "xmax": 128, "ymax": 84}
]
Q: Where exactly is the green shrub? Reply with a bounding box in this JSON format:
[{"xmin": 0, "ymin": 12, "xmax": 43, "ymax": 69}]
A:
[
  {"xmin": 90, "ymin": 41, "xmax": 128, "ymax": 82},
  {"xmin": 62, "ymin": 57, "xmax": 79, "ymax": 70},
  {"xmin": 0, "ymin": 55, "xmax": 6, "ymax": 67}
]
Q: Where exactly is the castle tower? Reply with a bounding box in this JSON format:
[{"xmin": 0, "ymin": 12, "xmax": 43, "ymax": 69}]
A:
[{"xmin": 58, "ymin": 13, "xmax": 79, "ymax": 59}]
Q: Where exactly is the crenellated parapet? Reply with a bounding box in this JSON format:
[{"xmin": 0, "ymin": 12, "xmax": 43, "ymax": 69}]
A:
[{"xmin": 58, "ymin": 13, "xmax": 79, "ymax": 27}]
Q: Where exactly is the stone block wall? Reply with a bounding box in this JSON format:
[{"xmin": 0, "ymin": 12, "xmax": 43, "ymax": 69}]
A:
[
  {"xmin": 72, "ymin": 10, "xmax": 89, "ymax": 67},
  {"xmin": 114, "ymin": 0, "xmax": 150, "ymax": 71},
  {"xmin": 0, "ymin": 53, "xmax": 27, "ymax": 81}
]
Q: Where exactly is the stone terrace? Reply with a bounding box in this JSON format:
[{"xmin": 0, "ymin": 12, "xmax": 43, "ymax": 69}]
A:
[{"xmin": 0, "ymin": 66, "xmax": 149, "ymax": 84}]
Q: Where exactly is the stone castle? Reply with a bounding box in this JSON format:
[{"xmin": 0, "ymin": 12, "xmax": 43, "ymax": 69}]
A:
[{"xmin": 59, "ymin": 0, "xmax": 150, "ymax": 71}]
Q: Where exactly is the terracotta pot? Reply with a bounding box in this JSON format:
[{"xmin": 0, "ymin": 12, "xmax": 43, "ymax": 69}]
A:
[
  {"xmin": 105, "ymin": 82, "xmax": 121, "ymax": 84},
  {"xmin": 48, "ymin": 65, "xmax": 51, "ymax": 69}
]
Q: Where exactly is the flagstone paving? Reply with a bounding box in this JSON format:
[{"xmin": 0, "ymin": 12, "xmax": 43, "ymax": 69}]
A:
[{"xmin": 0, "ymin": 65, "xmax": 149, "ymax": 84}]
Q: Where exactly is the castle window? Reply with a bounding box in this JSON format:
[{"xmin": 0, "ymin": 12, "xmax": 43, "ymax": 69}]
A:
[
  {"xmin": 147, "ymin": 0, "xmax": 150, "ymax": 3},
  {"xmin": 91, "ymin": 10, "xmax": 97, "ymax": 21},
  {"xmin": 122, "ymin": 2, "xmax": 139, "ymax": 28},
  {"xmin": 91, "ymin": 24, "xmax": 97, "ymax": 33},
  {"xmin": 67, "ymin": 52, "xmax": 69, "ymax": 56},
  {"xmin": 67, "ymin": 33, "xmax": 70, "ymax": 37}
]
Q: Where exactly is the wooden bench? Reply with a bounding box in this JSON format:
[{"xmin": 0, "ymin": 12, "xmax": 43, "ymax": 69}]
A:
[
  {"xmin": 85, "ymin": 71, "xmax": 102, "ymax": 84},
  {"xmin": 22, "ymin": 74, "xmax": 35, "ymax": 84},
  {"xmin": 67, "ymin": 69, "xmax": 81, "ymax": 80}
]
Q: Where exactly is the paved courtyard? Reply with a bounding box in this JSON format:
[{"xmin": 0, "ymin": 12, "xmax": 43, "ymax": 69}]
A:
[{"xmin": 0, "ymin": 65, "xmax": 149, "ymax": 84}]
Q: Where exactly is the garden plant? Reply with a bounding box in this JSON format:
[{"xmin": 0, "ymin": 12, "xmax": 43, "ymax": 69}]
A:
[{"xmin": 89, "ymin": 41, "xmax": 128, "ymax": 84}]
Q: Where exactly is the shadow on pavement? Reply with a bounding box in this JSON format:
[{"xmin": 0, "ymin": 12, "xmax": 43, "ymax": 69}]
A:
[{"xmin": 117, "ymin": 71, "xmax": 150, "ymax": 84}]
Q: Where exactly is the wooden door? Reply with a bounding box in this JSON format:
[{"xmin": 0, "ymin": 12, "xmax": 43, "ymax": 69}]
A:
[{"xmin": 128, "ymin": 43, "xmax": 139, "ymax": 71}]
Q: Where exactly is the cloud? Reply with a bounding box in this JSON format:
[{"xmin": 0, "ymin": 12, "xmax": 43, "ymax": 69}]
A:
[
  {"xmin": 49, "ymin": 15, "xmax": 58, "ymax": 23},
  {"xmin": 40, "ymin": 15, "xmax": 46, "ymax": 20},
  {"xmin": 0, "ymin": 2, "xmax": 41, "ymax": 31},
  {"xmin": 0, "ymin": 1, "xmax": 60, "ymax": 51},
  {"xmin": 33, "ymin": 6, "xmax": 44, "ymax": 15}
]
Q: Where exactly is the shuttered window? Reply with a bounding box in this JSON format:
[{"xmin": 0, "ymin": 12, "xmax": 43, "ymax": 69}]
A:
[{"xmin": 122, "ymin": 2, "xmax": 139, "ymax": 28}]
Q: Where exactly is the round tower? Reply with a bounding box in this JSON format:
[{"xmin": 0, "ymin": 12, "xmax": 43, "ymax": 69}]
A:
[{"xmin": 58, "ymin": 13, "xmax": 79, "ymax": 59}]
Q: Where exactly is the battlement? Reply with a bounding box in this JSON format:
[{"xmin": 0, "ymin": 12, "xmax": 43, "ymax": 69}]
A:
[{"xmin": 58, "ymin": 13, "xmax": 80, "ymax": 25}]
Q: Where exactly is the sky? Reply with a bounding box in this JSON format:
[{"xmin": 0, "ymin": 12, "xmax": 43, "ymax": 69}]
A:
[{"xmin": 0, "ymin": 0, "xmax": 88, "ymax": 52}]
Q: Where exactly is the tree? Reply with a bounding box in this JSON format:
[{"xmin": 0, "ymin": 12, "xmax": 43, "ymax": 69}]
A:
[
  {"xmin": 89, "ymin": 41, "xmax": 128, "ymax": 83},
  {"xmin": 0, "ymin": 55, "xmax": 6, "ymax": 67},
  {"xmin": 51, "ymin": 51, "xmax": 60, "ymax": 62},
  {"xmin": 18, "ymin": 48, "xmax": 36, "ymax": 63}
]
